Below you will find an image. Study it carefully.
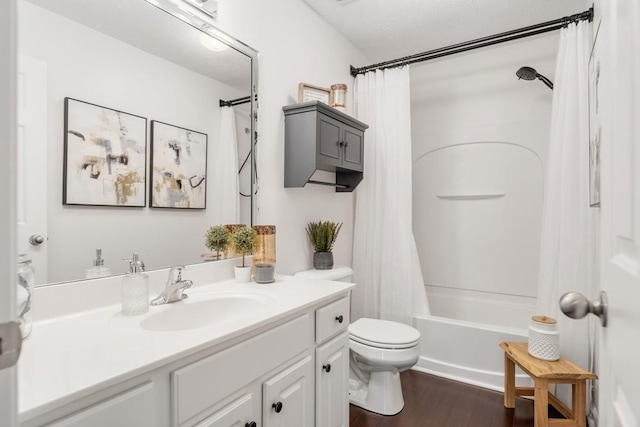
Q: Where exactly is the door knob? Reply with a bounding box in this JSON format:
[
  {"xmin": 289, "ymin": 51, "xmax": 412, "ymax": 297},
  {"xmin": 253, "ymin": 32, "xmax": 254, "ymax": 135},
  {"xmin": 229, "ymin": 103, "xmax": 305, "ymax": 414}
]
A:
[
  {"xmin": 29, "ymin": 234, "xmax": 44, "ymax": 245},
  {"xmin": 559, "ymin": 291, "xmax": 608, "ymax": 327},
  {"xmin": 272, "ymin": 401, "xmax": 283, "ymax": 413}
]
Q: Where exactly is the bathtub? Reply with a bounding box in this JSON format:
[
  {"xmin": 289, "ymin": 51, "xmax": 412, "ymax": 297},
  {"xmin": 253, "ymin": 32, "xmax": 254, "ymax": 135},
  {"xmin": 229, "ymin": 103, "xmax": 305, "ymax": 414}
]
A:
[{"xmin": 412, "ymin": 286, "xmax": 536, "ymax": 391}]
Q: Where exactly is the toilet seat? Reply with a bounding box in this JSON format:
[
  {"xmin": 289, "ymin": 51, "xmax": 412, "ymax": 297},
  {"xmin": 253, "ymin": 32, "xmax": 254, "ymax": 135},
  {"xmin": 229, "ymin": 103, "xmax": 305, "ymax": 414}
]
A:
[{"xmin": 349, "ymin": 318, "xmax": 420, "ymax": 349}]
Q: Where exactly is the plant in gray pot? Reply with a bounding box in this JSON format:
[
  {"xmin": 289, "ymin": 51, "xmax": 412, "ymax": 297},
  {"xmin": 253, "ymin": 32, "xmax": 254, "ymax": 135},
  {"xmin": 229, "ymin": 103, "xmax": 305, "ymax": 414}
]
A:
[
  {"xmin": 306, "ymin": 221, "xmax": 342, "ymax": 270},
  {"xmin": 230, "ymin": 226, "xmax": 257, "ymax": 282}
]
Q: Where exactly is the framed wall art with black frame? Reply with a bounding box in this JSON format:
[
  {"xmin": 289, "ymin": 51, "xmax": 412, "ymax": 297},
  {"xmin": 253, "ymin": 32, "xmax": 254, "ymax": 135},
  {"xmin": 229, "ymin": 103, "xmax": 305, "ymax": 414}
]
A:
[
  {"xmin": 63, "ymin": 97, "xmax": 147, "ymax": 207},
  {"xmin": 150, "ymin": 120, "xmax": 208, "ymax": 209}
]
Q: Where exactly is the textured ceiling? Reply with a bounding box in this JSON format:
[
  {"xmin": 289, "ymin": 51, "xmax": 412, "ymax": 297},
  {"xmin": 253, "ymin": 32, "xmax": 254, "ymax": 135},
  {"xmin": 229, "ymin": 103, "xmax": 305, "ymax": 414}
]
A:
[{"xmin": 302, "ymin": 0, "xmax": 588, "ymax": 63}]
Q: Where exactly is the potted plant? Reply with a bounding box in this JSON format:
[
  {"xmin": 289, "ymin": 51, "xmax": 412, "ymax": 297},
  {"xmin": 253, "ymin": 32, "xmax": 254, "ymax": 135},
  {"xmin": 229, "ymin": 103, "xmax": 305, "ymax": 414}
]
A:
[
  {"xmin": 306, "ymin": 221, "xmax": 342, "ymax": 270},
  {"xmin": 204, "ymin": 225, "xmax": 229, "ymax": 260},
  {"xmin": 230, "ymin": 226, "xmax": 257, "ymax": 282}
]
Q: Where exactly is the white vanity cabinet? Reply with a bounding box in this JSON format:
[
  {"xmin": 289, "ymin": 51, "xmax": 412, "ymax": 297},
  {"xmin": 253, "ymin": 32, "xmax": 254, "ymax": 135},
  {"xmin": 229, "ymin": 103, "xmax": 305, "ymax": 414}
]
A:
[
  {"xmin": 315, "ymin": 296, "xmax": 350, "ymax": 427},
  {"xmin": 20, "ymin": 287, "xmax": 352, "ymax": 427}
]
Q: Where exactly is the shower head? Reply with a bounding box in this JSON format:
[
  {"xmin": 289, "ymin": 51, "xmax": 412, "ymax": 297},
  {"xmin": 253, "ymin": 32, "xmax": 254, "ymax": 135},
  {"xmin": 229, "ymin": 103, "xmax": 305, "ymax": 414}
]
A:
[{"xmin": 516, "ymin": 66, "xmax": 554, "ymax": 90}]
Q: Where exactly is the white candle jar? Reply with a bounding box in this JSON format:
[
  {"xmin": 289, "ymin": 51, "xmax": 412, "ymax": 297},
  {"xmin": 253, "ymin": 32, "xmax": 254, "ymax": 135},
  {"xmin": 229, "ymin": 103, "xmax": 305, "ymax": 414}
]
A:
[{"xmin": 527, "ymin": 315, "xmax": 560, "ymax": 361}]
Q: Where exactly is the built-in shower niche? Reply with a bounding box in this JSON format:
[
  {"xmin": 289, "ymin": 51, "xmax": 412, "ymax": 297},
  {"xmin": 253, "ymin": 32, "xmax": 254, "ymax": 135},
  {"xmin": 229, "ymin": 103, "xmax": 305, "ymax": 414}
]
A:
[{"xmin": 413, "ymin": 141, "xmax": 543, "ymax": 307}]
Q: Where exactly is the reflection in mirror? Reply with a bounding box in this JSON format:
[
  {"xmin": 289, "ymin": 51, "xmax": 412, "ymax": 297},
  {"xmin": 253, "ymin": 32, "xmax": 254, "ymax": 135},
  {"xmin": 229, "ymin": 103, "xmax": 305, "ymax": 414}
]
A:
[{"xmin": 16, "ymin": 0, "xmax": 258, "ymax": 285}]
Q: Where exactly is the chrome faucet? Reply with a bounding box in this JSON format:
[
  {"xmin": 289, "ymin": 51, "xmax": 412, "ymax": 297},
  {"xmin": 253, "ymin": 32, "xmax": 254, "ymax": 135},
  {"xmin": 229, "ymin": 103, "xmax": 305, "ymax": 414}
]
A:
[{"xmin": 150, "ymin": 265, "xmax": 192, "ymax": 305}]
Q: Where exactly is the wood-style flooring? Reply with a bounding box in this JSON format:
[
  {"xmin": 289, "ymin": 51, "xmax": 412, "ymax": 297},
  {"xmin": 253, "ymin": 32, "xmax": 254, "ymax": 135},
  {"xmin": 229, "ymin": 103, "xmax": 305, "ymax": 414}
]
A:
[{"xmin": 349, "ymin": 370, "xmax": 563, "ymax": 427}]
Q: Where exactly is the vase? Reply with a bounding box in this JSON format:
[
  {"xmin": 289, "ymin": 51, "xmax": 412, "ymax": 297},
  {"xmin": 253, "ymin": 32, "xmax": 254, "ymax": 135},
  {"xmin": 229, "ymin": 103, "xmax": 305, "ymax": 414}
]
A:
[
  {"xmin": 255, "ymin": 264, "xmax": 275, "ymax": 283},
  {"xmin": 313, "ymin": 252, "xmax": 334, "ymax": 270},
  {"xmin": 234, "ymin": 265, "xmax": 252, "ymax": 283}
]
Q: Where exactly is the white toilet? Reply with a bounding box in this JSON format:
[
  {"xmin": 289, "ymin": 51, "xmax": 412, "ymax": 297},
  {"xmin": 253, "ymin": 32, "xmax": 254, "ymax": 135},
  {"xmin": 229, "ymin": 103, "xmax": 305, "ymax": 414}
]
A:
[{"xmin": 294, "ymin": 266, "xmax": 421, "ymax": 416}]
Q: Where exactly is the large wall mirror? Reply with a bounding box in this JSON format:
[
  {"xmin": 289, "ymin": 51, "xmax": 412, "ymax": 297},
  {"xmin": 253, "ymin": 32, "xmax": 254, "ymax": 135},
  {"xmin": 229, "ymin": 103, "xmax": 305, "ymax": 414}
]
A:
[{"xmin": 16, "ymin": 0, "xmax": 258, "ymax": 285}]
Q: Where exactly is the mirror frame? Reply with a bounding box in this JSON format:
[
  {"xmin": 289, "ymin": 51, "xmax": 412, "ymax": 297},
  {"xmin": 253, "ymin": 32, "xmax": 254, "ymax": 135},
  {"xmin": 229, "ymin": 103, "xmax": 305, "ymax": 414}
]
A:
[{"xmin": 149, "ymin": 0, "xmax": 258, "ymax": 226}]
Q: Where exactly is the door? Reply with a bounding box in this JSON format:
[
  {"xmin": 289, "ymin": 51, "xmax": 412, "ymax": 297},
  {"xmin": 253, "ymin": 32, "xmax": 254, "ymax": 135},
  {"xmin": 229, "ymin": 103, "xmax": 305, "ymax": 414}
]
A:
[
  {"xmin": 342, "ymin": 126, "xmax": 364, "ymax": 172},
  {"xmin": 0, "ymin": 0, "xmax": 19, "ymax": 425},
  {"xmin": 16, "ymin": 54, "xmax": 48, "ymax": 284},
  {"xmin": 316, "ymin": 332, "xmax": 349, "ymax": 427},
  {"xmin": 598, "ymin": 0, "xmax": 640, "ymax": 425},
  {"xmin": 194, "ymin": 393, "xmax": 257, "ymax": 427},
  {"xmin": 263, "ymin": 355, "xmax": 314, "ymax": 427},
  {"xmin": 318, "ymin": 114, "xmax": 342, "ymax": 167}
]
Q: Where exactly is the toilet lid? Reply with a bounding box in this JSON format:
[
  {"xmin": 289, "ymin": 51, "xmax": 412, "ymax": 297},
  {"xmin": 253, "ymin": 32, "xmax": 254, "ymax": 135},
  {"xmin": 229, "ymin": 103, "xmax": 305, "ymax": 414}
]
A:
[{"xmin": 349, "ymin": 318, "xmax": 420, "ymax": 349}]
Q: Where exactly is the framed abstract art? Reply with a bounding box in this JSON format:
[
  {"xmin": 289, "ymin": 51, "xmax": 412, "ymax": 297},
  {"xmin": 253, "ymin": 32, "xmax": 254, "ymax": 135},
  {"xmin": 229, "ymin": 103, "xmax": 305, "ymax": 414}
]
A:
[
  {"xmin": 150, "ymin": 120, "xmax": 208, "ymax": 209},
  {"xmin": 63, "ymin": 98, "xmax": 147, "ymax": 207}
]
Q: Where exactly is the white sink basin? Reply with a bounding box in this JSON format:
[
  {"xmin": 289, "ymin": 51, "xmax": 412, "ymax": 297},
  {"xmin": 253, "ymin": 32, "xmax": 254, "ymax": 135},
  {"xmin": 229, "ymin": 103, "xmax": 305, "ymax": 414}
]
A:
[{"xmin": 140, "ymin": 291, "xmax": 273, "ymax": 332}]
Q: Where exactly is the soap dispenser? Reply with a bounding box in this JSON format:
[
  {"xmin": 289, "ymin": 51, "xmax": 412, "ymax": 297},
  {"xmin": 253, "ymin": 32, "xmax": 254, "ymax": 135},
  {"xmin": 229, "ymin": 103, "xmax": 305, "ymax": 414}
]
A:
[
  {"xmin": 121, "ymin": 253, "xmax": 149, "ymax": 316},
  {"xmin": 86, "ymin": 248, "xmax": 112, "ymax": 279}
]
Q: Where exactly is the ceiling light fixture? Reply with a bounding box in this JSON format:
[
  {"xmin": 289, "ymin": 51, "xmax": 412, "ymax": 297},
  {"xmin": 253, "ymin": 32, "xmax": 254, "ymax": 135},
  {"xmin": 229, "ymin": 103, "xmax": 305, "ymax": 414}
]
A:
[{"xmin": 199, "ymin": 32, "xmax": 228, "ymax": 51}]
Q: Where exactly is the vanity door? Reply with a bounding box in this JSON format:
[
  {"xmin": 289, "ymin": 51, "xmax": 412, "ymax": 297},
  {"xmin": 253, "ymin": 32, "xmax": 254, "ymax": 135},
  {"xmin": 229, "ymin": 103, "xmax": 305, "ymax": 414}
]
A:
[
  {"xmin": 316, "ymin": 332, "xmax": 349, "ymax": 427},
  {"xmin": 262, "ymin": 355, "xmax": 314, "ymax": 427},
  {"xmin": 192, "ymin": 392, "xmax": 258, "ymax": 427}
]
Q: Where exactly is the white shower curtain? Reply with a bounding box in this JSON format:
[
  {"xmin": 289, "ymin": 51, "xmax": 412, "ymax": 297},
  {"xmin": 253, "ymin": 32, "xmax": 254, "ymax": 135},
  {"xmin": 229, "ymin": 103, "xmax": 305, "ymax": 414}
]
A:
[
  {"xmin": 214, "ymin": 106, "xmax": 240, "ymax": 223},
  {"xmin": 352, "ymin": 67, "xmax": 430, "ymax": 325},
  {"xmin": 537, "ymin": 21, "xmax": 592, "ymax": 373}
]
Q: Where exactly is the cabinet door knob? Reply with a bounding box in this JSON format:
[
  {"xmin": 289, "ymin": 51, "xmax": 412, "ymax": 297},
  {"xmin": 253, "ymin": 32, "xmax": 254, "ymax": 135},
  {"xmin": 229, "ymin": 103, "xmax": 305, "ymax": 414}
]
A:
[
  {"xmin": 272, "ymin": 401, "xmax": 283, "ymax": 413},
  {"xmin": 344, "ymin": 141, "xmax": 348, "ymax": 148},
  {"xmin": 337, "ymin": 140, "xmax": 344, "ymax": 147},
  {"xmin": 323, "ymin": 364, "xmax": 331, "ymax": 373},
  {"xmin": 335, "ymin": 315, "xmax": 344, "ymax": 323},
  {"xmin": 245, "ymin": 422, "xmax": 257, "ymax": 427}
]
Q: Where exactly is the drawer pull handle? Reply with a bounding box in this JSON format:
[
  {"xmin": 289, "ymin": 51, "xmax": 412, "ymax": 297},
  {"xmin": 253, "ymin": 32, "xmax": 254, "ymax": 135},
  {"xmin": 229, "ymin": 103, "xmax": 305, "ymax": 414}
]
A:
[
  {"xmin": 323, "ymin": 364, "xmax": 332, "ymax": 373},
  {"xmin": 245, "ymin": 423, "xmax": 257, "ymax": 427},
  {"xmin": 272, "ymin": 401, "xmax": 283, "ymax": 413},
  {"xmin": 335, "ymin": 315, "xmax": 344, "ymax": 323}
]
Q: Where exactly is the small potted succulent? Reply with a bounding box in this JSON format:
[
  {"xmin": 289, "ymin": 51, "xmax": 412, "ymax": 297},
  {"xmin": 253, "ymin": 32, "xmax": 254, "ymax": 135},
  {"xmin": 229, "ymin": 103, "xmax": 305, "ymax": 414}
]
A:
[
  {"xmin": 204, "ymin": 225, "xmax": 229, "ymax": 260},
  {"xmin": 306, "ymin": 221, "xmax": 342, "ymax": 270},
  {"xmin": 230, "ymin": 226, "xmax": 257, "ymax": 282}
]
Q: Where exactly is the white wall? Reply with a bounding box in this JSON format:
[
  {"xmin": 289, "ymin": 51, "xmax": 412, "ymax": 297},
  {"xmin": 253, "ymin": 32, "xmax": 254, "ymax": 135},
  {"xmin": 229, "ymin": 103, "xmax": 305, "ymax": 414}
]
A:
[
  {"xmin": 411, "ymin": 33, "xmax": 559, "ymax": 309},
  {"xmin": 215, "ymin": 1, "xmax": 370, "ymax": 274},
  {"xmin": 18, "ymin": 2, "xmax": 247, "ymax": 283}
]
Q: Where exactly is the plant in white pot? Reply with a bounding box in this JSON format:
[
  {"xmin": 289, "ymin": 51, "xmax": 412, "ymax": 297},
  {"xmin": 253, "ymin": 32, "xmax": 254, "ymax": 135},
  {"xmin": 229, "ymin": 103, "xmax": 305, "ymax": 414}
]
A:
[
  {"xmin": 230, "ymin": 226, "xmax": 257, "ymax": 282},
  {"xmin": 306, "ymin": 221, "xmax": 342, "ymax": 270},
  {"xmin": 204, "ymin": 225, "xmax": 229, "ymax": 260}
]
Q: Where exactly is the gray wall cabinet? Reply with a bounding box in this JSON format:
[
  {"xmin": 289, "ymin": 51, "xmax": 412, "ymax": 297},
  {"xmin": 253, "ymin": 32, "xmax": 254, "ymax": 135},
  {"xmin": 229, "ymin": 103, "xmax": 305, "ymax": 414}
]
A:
[{"xmin": 283, "ymin": 101, "xmax": 368, "ymax": 192}]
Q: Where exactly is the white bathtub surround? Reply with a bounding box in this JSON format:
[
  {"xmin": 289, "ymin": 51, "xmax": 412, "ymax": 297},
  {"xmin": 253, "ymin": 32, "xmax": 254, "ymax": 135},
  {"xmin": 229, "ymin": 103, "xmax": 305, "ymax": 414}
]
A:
[
  {"xmin": 213, "ymin": 105, "xmax": 240, "ymax": 224},
  {"xmin": 414, "ymin": 314, "xmax": 532, "ymax": 391},
  {"xmin": 536, "ymin": 20, "xmax": 595, "ymax": 405},
  {"xmin": 352, "ymin": 66, "xmax": 429, "ymax": 324}
]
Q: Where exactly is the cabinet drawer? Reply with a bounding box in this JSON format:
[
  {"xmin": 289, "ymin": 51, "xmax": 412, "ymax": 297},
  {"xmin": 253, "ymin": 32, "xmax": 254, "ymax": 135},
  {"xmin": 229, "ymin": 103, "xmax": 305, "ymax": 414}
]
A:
[
  {"xmin": 316, "ymin": 297, "xmax": 349, "ymax": 344},
  {"xmin": 172, "ymin": 314, "xmax": 311, "ymax": 426},
  {"xmin": 46, "ymin": 382, "xmax": 155, "ymax": 427}
]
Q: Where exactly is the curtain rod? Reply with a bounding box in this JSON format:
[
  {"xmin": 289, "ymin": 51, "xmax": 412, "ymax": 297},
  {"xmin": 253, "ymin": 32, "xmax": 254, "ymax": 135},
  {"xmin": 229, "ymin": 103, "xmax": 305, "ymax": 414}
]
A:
[
  {"xmin": 350, "ymin": 7, "xmax": 593, "ymax": 77},
  {"xmin": 219, "ymin": 95, "xmax": 257, "ymax": 107}
]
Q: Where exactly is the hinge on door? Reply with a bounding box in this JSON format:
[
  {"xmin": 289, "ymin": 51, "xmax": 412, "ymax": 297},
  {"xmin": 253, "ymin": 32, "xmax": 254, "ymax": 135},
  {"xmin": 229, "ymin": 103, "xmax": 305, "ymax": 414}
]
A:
[{"xmin": 0, "ymin": 322, "xmax": 22, "ymax": 370}]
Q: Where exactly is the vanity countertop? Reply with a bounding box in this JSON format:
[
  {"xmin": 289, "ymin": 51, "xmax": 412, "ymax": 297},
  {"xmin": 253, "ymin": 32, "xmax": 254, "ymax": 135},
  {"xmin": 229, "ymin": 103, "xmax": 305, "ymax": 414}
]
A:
[{"xmin": 18, "ymin": 275, "xmax": 354, "ymax": 422}]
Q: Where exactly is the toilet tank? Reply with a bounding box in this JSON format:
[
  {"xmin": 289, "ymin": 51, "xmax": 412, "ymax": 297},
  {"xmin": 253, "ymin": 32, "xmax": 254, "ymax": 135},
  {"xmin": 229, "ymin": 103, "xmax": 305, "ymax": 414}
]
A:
[{"xmin": 294, "ymin": 266, "xmax": 353, "ymax": 282}]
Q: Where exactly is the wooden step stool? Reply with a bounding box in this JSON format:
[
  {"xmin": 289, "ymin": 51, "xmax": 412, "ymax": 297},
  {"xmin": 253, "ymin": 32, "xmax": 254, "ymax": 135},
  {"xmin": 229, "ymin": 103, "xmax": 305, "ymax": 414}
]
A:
[{"xmin": 500, "ymin": 342, "xmax": 597, "ymax": 427}]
